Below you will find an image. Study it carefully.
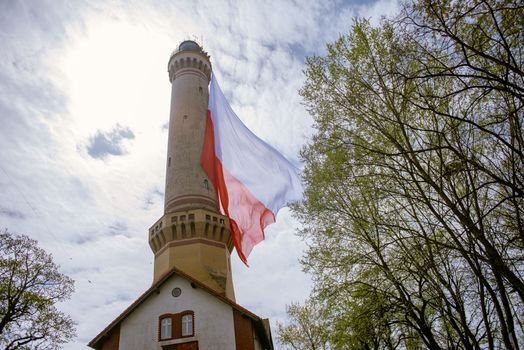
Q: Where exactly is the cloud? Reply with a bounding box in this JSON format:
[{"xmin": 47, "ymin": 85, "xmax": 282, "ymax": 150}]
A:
[
  {"xmin": 143, "ymin": 187, "xmax": 164, "ymax": 210},
  {"xmin": 0, "ymin": 207, "xmax": 26, "ymax": 219},
  {"xmin": 108, "ymin": 221, "xmax": 127, "ymax": 235},
  {"xmin": 73, "ymin": 233, "xmax": 97, "ymax": 245},
  {"xmin": 86, "ymin": 124, "xmax": 135, "ymax": 159}
]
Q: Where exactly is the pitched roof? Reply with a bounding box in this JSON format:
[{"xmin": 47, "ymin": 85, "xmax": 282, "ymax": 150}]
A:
[{"xmin": 88, "ymin": 266, "xmax": 273, "ymax": 349}]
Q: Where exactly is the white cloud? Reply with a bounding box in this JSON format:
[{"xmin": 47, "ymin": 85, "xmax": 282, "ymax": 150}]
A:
[{"xmin": 0, "ymin": 0, "xmax": 398, "ymax": 348}]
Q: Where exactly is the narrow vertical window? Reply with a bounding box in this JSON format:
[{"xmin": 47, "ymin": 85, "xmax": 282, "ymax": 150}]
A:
[
  {"xmin": 160, "ymin": 317, "xmax": 172, "ymax": 339},
  {"xmin": 181, "ymin": 314, "xmax": 193, "ymax": 336}
]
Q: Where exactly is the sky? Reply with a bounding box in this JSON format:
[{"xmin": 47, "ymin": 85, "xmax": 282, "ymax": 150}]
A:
[{"xmin": 0, "ymin": 0, "xmax": 398, "ymax": 348}]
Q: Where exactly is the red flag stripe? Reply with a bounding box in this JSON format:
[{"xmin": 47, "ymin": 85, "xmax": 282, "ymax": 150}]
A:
[{"xmin": 201, "ymin": 111, "xmax": 274, "ymax": 264}]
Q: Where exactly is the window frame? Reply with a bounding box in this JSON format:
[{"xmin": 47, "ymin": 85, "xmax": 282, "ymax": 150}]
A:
[
  {"xmin": 159, "ymin": 314, "xmax": 174, "ymax": 340},
  {"xmin": 158, "ymin": 310, "xmax": 195, "ymax": 341},
  {"xmin": 181, "ymin": 312, "xmax": 194, "ymax": 337},
  {"xmin": 160, "ymin": 317, "xmax": 172, "ymax": 340}
]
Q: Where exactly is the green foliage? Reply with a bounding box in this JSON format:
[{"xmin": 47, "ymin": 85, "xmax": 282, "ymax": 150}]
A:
[
  {"xmin": 0, "ymin": 230, "xmax": 75, "ymax": 350},
  {"xmin": 277, "ymin": 300, "xmax": 330, "ymax": 350},
  {"xmin": 284, "ymin": 1, "xmax": 524, "ymax": 349}
]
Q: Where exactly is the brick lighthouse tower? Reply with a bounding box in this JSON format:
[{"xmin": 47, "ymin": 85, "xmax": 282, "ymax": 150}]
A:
[
  {"xmin": 148, "ymin": 40, "xmax": 235, "ymax": 300},
  {"xmin": 89, "ymin": 41, "xmax": 273, "ymax": 350}
]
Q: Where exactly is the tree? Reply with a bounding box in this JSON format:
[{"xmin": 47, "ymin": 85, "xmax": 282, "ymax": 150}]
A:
[
  {"xmin": 277, "ymin": 300, "xmax": 331, "ymax": 350},
  {"xmin": 292, "ymin": 0, "xmax": 523, "ymax": 349},
  {"xmin": 0, "ymin": 230, "xmax": 75, "ymax": 350}
]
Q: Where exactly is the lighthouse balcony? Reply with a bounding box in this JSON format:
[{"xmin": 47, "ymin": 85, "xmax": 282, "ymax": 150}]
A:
[{"xmin": 148, "ymin": 209, "xmax": 233, "ymax": 254}]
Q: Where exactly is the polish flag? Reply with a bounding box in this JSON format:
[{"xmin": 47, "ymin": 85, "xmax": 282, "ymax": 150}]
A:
[{"xmin": 201, "ymin": 74, "xmax": 303, "ymax": 264}]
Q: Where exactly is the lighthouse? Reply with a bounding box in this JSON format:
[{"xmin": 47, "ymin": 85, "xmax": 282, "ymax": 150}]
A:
[
  {"xmin": 88, "ymin": 41, "xmax": 273, "ymax": 350},
  {"xmin": 148, "ymin": 40, "xmax": 235, "ymax": 300}
]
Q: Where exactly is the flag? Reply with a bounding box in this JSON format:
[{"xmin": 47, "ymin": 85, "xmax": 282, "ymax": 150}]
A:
[{"xmin": 201, "ymin": 74, "xmax": 303, "ymax": 264}]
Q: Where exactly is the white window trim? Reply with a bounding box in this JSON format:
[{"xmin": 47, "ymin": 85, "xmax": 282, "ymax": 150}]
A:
[
  {"xmin": 181, "ymin": 314, "xmax": 193, "ymax": 336},
  {"xmin": 161, "ymin": 317, "xmax": 172, "ymax": 339}
]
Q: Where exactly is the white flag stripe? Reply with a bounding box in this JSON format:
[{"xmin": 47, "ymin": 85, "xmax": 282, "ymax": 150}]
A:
[{"xmin": 208, "ymin": 75, "xmax": 303, "ymax": 215}]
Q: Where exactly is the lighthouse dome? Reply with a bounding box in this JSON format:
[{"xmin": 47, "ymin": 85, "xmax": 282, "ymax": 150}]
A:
[{"xmin": 178, "ymin": 40, "xmax": 201, "ymax": 52}]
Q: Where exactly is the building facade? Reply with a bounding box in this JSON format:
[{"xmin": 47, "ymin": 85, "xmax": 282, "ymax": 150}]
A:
[{"xmin": 88, "ymin": 41, "xmax": 273, "ymax": 350}]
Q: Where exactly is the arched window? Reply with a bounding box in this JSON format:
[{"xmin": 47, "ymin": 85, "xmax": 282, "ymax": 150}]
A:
[
  {"xmin": 181, "ymin": 314, "xmax": 193, "ymax": 337},
  {"xmin": 160, "ymin": 317, "xmax": 172, "ymax": 339}
]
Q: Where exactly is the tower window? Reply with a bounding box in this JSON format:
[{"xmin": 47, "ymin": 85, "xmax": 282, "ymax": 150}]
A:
[
  {"xmin": 168, "ymin": 157, "xmax": 171, "ymax": 167},
  {"xmin": 181, "ymin": 313, "xmax": 194, "ymax": 337},
  {"xmin": 203, "ymin": 179, "xmax": 209, "ymax": 190},
  {"xmin": 160, "ymin": 317, "xmax": 172, "ymax": 340}
]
